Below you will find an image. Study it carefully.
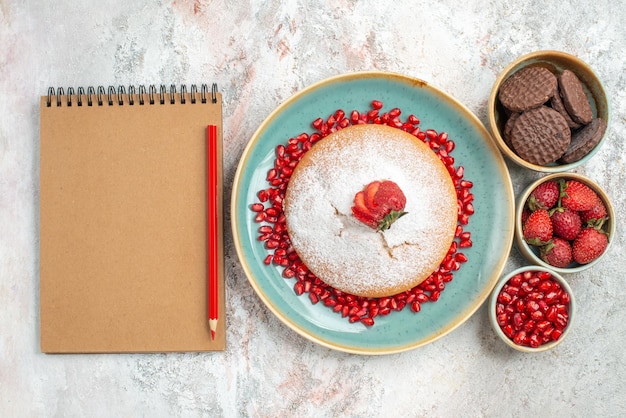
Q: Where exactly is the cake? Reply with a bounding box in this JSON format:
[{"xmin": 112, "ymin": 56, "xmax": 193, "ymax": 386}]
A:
[{"xmin": 283, "ymin": 124, "xmax": 458, "ymax": 298}]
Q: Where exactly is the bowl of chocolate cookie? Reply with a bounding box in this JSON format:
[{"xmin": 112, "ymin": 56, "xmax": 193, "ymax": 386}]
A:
[{"xmin": 488, "ymin": 50, "xmax": 609, "ymax": 172}]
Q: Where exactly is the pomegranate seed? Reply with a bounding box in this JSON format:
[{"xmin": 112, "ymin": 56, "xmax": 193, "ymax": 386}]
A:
[
  {"xmin": 425, "ymin": 129, "xmax": 437, "ymax": 140},
  {"xmin": 294, "ymin": 282, "xmax": 304, "ymax": 295},
  {"xmin": 502, "ymin": 325, "xmax": 514, "ymax": 338},
  {"xmin": 367, "ymin": 109, "xmax": 379, "ymax": 120},
  {"xmin": 415, "ymin": 293, "xmax": 429, "ymax": 303},
  {"xmin": 348, "ymin": 315, "xmax": 360, "ymax": 323},
  {"xmin": 257, "ymin": 189, "xmax": 269, "ymax": 202},
  {"xmin": 371, "ymin": 100, "xmax": 383, "ymax": 110},
  {"xmin": 309, "ymin": 292, "xmax": 319, "ymax": 304},
  {"xmin": 361, "ymin": 317, "xmax": 375, "ymax": 326},
  {"xmin": 312, "ymin": 117, "xmax": 323, "ymax": 130},
  {"xmin": 535, "ymin": 320, "xmax": 550, "ymax": 331},
  {"xmin": 504, "ymin": 285, "xmax": 519, "ymax": 296},
  {"xmin": 529, "ymin": 333, "xmax": 541, "ymax": 348},
  {"xmin": 538, "ymin": 280, "xmax": 553, "ymax": 292},
  {"xmin": 267, "ymin": 168, "xmax": 278, "ymax": 181},
  {"xmin": 546, "ymin": 306, "xmax": 558, "ymax": 322},
  {"xmin": 545, "ymin": 291, "xmax": 559, "ymax": 304},
  {"xmin": 523, "ymin": 320, "xmax": 536, "ymax": 333},
  {"xmin": 526, "ymin": 300, "xmax": 540, "ymax": 313},
  {"xmin": 376, "ymin": 297, "xmax": 388, "ymax": 308},
  {"xmin": 555, "ymin": 313, "xmax": 568, "ymax": 329},
  {"xmin": 513, "ymin": 330, "xmax": 527, "ymax": 345}
]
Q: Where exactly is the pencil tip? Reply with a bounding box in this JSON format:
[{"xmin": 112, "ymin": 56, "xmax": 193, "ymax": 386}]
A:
[{"xmin": 209, "ymin": 318, "xmax": 218, "ymax": 341}]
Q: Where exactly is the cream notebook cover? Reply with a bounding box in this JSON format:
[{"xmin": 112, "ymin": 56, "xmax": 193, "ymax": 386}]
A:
[{"xmin": 39, "ymin": 84, "xmax": 225, "ymax": 353}]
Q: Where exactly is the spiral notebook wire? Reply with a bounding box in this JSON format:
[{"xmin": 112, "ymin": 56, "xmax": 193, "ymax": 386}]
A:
[{"xmin": 46, "ymin": 83, "xmax": 218, "ymax": 107}]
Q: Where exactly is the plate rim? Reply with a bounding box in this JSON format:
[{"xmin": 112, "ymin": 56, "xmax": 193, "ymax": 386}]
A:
[{"xmin": 231, "ymin": 70, "xmax": 515, "ymax": 354}]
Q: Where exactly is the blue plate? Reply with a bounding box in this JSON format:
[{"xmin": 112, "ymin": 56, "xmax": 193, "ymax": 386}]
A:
[{"xmin": 231, "ymin": 72, "xmax": 514, "ymax": 354}]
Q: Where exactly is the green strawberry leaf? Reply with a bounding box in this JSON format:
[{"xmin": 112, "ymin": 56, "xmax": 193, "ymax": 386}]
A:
[{"xmin": 377, "ymin": 210, "xmax": 407, "ymax": 231}]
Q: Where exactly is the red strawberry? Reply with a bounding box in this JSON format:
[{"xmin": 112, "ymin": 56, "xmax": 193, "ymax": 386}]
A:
[
  {"xmin": 352, "ymin": 180, "xmax": 407, "ymax": 231},
  {"xmin": 522, "ymin": 209, "xmax": 553, "ymax": 246},
  {"xmin": 527, "ymin": 180, "xmax": 559, "ymax": 211},
  {"xmin": 572, "ymin": 227, "xmax": 609, "ymax": 264},
  {"xmin": 580, "ymin": 199, "xmax": 608, "ymax": 225},
  {"xmin": 560, "ymin": 180, "xmax": 599, "ymax": 212},
  {"xmin": 550, "ymin": 207, "xmax": 582, "ymax": 241},
  {"xmin": 373, "ymin": 180, "xmax": 407, "ymax": 212},
  {"xmin": 540, "ymin": 237, "xmax": 573, "ymax": 268},
  {"xmin": 352, "ymin": 190, "xmax": 379, "ymax": 229},
  {"xmin": 364, "ymin": 180, "xmax": 381, "ymax": 209}
]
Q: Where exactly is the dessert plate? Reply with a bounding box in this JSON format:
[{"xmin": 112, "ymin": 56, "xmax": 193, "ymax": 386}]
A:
[{"xmin": 231, "ymin": 72, "xmax": 514, "ymax": 354}]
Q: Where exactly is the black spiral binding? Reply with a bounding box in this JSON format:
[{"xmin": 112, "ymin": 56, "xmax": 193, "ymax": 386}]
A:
[{"xmin": 46, "ymin": 83, "xmax": 218, "ymax": 107}]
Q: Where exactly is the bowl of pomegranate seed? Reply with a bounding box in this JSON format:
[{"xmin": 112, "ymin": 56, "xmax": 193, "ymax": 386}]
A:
[
  {"xmin": 489, "ymin": 266, "xmax": 575, "ymax": 352},
  {"xmin": 488, "ymin": 50, "xmax": 609, "ymax": 172},
  {"xmin": 515, "ymin": 172, "xmax": 615, "ymax": 274}
]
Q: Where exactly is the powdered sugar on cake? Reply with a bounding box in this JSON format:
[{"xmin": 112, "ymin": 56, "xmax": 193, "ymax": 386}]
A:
[{"xmin": 283, "ymin": 124, "xmax": 458, "ymax": 297}]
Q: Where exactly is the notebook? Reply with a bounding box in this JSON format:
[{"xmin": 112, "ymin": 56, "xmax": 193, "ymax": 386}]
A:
[{"xmin": 39, "ymin": 84, "xmax": 225, "ymax": 353}]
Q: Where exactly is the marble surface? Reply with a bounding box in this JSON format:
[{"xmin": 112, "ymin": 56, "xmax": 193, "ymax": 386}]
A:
[{"xmin": 1, "ymin": 0, "xmax": 625, "ymax": 416}]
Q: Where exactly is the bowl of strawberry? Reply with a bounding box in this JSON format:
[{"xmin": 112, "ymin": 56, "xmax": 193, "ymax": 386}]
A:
[
  {"xmin": 489, "ymin": 266, "xmax": 575, "ymax": 352},
  {"xmin": 515, "ymin": 173, "xmax": 615, "ymax": 273}
]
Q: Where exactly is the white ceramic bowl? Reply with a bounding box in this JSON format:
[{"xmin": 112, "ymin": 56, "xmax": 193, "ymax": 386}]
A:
[
  {"xmin": 515, "ymin": 172, "xmax": 615, "ymax": 274},
  {"xmin": 489, "ymin": 266, "xmax": 575, "ymax": 353}
]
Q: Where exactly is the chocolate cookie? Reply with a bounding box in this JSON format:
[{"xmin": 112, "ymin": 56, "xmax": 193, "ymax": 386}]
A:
[
  {"xmin": 503, "ymin": 112, "xmax": 520, "ymax": 149},
  {"xmin": 550, "ymin": 87, "xmax": 581, "ymax": 129},
  {"xmin": 498, "ymin": 66, "xmax": 557, "ymax": 112},
  {"xmin": 510, "ymin": 106, "xmax": 571, "ymax": 165},
  {"xmin": 560, "ymin": 118, "xmax": 607, "ymax": 163},
  {"xmin": 558, "ymin": 69, "xmax": 593, "ymax": 125}
]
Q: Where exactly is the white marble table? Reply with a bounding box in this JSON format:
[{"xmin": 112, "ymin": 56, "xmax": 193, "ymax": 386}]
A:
[{"xmin": 2, "ymin": 0, "xmax": 625, "ymax": 416}]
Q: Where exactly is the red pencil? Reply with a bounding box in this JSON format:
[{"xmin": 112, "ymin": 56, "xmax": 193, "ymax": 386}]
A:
[{"xmin": 207, "ymin": 124, "xmax": 219, "ymax": 340}]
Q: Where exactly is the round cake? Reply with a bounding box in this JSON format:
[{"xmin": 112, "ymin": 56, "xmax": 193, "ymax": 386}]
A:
[{"xmin": 283, "ymin": 124, "xmax": 458, "ymax": 298}]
